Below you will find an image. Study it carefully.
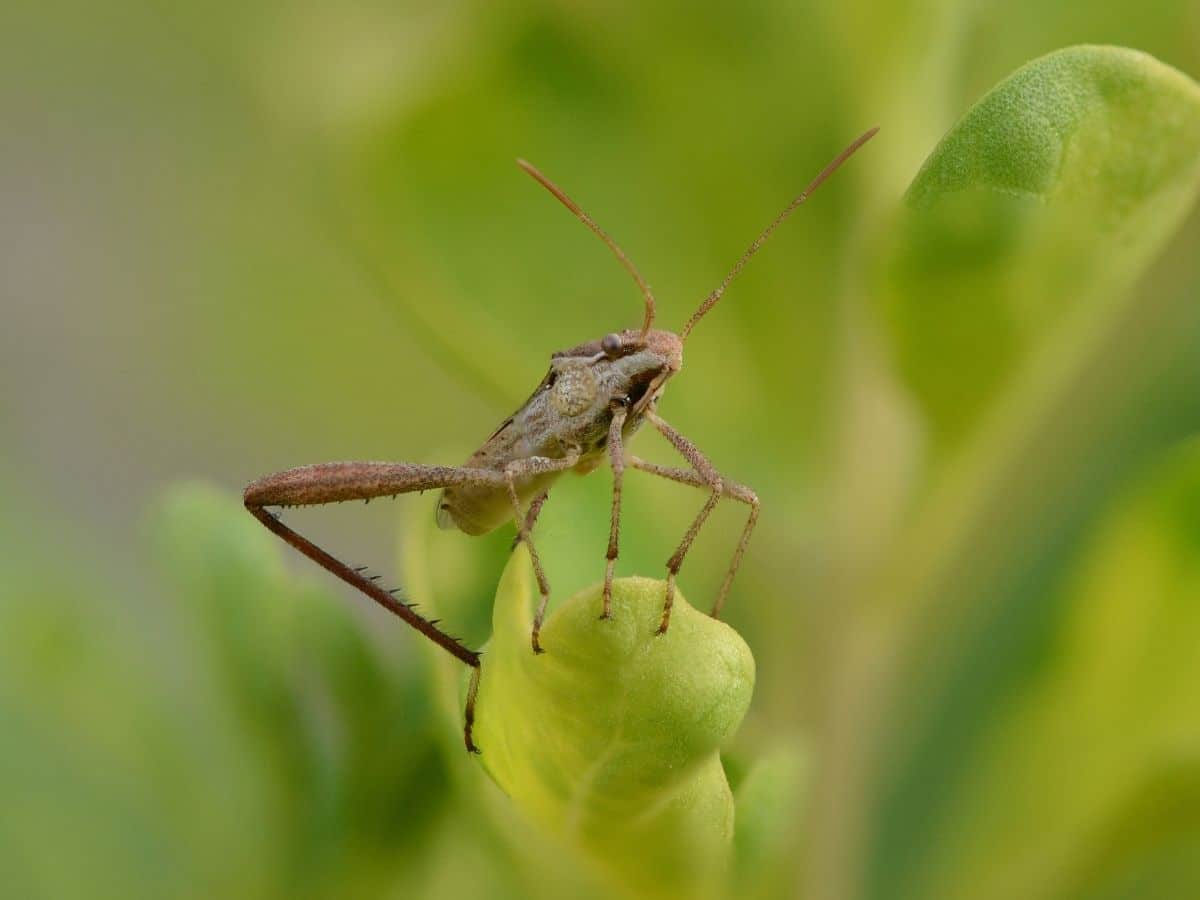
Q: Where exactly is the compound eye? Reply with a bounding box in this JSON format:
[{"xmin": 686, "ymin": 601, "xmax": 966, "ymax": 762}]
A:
[{"xmin": 601, "ymin": 332, "xmax": 623, "ymax": 358}]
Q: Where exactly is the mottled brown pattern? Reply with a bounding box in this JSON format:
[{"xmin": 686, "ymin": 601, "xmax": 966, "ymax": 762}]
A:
[{"xmin": 436, "ymin": 329, "xmax": 681, "ymax": 536}]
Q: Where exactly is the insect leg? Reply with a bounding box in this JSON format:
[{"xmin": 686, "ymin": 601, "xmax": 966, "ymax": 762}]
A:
[
  {"xmin": 503, "ymin": 450, "xmax": 582, "ymax": 653},
  {"xmin": 603, "ymin": 404, "xmax": 629, "ymax": 619},
  {"xmin": 637, "ymin": 409, "xmax": 760, "ymax": 630},
  {"xmin": 512, "ymin": 489, "xmax": 550, "ymax": 550},
  {"xmin": 244, "ymin": 461, "xmax": 507, "ymax": 751},
  {"xmin": 627, "ymin": 456, "xmax": 760, "ymax": 621},
  {"xmin": 463, "ymin": 663, "xmax": 482, "ymax": 753}
]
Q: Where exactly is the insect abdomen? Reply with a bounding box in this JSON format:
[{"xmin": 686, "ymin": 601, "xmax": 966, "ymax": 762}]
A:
[{"xmin": 436, "ymin": 468, "xmax": 565, "ymax": 535}]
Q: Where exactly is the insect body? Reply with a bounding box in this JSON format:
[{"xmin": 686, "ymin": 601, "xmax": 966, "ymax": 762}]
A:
[
  {"xmin": 244, "ymin": 128, "xmax": 878, "ymax": 751},
  {"xmin": 436, "ymin": 328, "xmax": 680, "ymax": 536}
]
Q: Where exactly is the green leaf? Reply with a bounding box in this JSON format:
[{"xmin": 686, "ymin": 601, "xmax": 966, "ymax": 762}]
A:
[
  {"xmin": 467, "ymin": 546, "xmax": 755, "ymax": 897},
  {"xmin": 866, "ymin": 441, "xmax": 1200, "ymax": 900},
  {"xmin": 151, "ymin": 485, "xmax": 452, "ymax": 880},
  {"xmin": 0, "ymin": 483, "xmax": 457, "ymax": 899},
  {"xmin": 731, "ymin": 742, "xmax": 809, "ymax": 896},
  {"xmin": 881, "ymin": 45, "xmax": 1200, "ymax": 447},
  {"xmin": 820, "ymin": 46, "xmax": 1200, "ymax": 900}
]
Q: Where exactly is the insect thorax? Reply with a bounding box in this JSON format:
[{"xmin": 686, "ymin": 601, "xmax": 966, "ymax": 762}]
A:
[{"xmin": 550, "ymin": 362, "xmax": 599, "ymax": 417}]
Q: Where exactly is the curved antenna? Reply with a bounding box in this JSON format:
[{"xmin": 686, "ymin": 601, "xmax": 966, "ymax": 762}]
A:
[
  {"xmin": 517, "ymin": 159, "xmax": 656, "ymax": 340},
  {"xmin": 680, "ymin": 126, "xmax": 879, "ymax": 342}
]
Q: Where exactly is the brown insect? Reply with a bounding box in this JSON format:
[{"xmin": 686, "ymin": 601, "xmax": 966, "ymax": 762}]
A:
[{"xmin": 244, "ymin": 127, "xmax": 878, "ymax": 751}]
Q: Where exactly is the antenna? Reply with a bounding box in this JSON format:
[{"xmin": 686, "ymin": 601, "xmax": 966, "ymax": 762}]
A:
[
  {"xmin": 517, "ymin": 159, "xmax": 656, "ymax": 340},
  {"xmin": 679, "ymin": 126, "xmax": 879, "ymax": 341}
]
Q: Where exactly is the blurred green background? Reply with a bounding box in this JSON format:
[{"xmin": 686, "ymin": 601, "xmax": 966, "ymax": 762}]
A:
[{"xmin": 3, "ymin": 2, "xmax": 1200, "ymax": 899}]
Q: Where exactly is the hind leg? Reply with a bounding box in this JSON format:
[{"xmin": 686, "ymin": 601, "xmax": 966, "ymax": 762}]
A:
[
  {"xmin": 634, "ymin": 409, "xmax": 760, "ymax": 632},
  {"xmin": 244, "ymin": 461, "xmax": 509, "ymax": 750}
]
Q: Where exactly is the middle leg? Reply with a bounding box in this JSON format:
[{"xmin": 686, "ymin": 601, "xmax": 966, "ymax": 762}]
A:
[
  {"xmin": 511, "ymin": 488, "xmax": 550, "ymax": 551},
  {"xmin": 504, "ymin": 449, "xmax": 582, "ymax": 653},
  {"xmin": 602, "ymin": 403, "xmax": 629, "ymax": 619}
]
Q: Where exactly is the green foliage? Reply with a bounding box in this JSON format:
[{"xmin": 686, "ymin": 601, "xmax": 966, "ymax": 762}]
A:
[
  {"xmin": 0, "ymin": 484, "xmax": 453, "ymax": 898},
  {"xmin": 882, "ymin": 45, "xmax": 1200, "ymax": 446},
  {"xmin": 151, "ymin": 486, "xmax": 453, "ymax": 895},
  {"xmin": 852, "ymin": 45, "xmax": 1200, "ymax": 900},
  {"xmin": 7, "ymin": 4, "xmax": 1200, "ymax": 896},
  {"xmin": 730, "ymin": 743, "xmax": 809, "ymax": 897},
  {"xmin": 867, "ymin": 444, "xmax": 1200, "ymax": 900}
]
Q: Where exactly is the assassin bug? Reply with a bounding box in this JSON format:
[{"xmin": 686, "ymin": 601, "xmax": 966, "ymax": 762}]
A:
[{"xmin": 244, "ymin": 127, "xmax": 878, "ymax": 751}]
